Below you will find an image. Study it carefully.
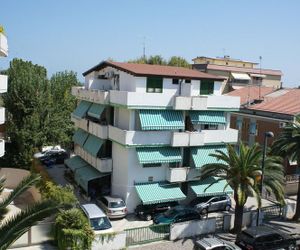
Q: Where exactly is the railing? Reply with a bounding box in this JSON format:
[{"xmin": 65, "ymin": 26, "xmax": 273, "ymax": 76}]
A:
[
  {"xmin": 286, "ymin": 174, "xmax": 299, "ymax": 183},
  {"xmin": 261, "ymin": 204, "xmax": 282, "ymax": 220},
  {"xmin": 71, "ymin": 86, "xmax": 109, "ymax": 104},
  {"xmin": 125, "ymin": 224, "xmax": 170, "ymax": 246},
  {"xmin": 0, "ymin": 74, "xmax": 8, "ymax": 93}
]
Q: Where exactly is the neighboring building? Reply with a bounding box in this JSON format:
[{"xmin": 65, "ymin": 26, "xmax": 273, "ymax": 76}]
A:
[
  {"xmin": 0, "ymin": 31, "xmax": 8, "ymax": 157},
  {"xmin": 192, "ymin": 56, "xmax": 282, "ymax": 94},
  {"xmin": 68, "ymin": 61, "xmax": 240, "ymax": 212},
  {"xmin": 228, "ymin": 87, "xmax": 300, "ymax": 176}
]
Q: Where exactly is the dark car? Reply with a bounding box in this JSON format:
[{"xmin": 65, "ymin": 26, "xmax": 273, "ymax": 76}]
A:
[
  {"xmin": 42, "ymin": 151, "xmax": 69, "ymax": 166},
  {"xmin": 236, "ymin": 225, "xmax": 297, "ymax": 250},
  {"xmin": 135, "ymin": 201, "xmax": 178, "ymax": 221},
  {"xmin": 153, "ymin": 206, "xmax": 201, "ymax": 225},
  {"xmin": 190, "ymin": 195, "xmax": 231, "ymax": 215}
]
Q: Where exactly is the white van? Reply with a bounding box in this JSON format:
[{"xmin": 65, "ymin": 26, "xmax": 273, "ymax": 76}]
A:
[{"xmin": 80, "ymin": 203, "xmax": 114, "ymax": 234}]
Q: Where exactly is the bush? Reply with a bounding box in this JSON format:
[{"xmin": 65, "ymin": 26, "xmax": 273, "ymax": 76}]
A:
[{"xmin": 55, "ymin": 208, "xmax": 94, "ymax": 250}]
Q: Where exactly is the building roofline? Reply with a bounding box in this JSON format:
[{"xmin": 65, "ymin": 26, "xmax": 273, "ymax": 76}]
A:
[{"xmin": 192, "ymin": 56, "xmax": 258, "ymax": 65}]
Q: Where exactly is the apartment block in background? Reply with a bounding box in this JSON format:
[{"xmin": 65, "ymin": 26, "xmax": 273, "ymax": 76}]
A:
[{"xmin": 68, "ymin": 61, "xmax": 240, "ymax": 212}]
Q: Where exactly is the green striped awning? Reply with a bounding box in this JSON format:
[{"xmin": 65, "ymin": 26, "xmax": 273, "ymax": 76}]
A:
[
  {"xmin": 72, "ymin": 100, "xmax": 92, "ymax": 119},
  {"xmin": 189, "ymin": 177, "xmax": 233, "ymax": 197},
  {"xmin": 73, "ymin": 129, "xmax": 89, "ymax": 147},
  {"xmin": 135, "ymin": 182, "xmax": 186, "ymax": 205},
  {"xmin": 139, "ymin": 110, "xmax": 184, "ymax": 130},
  {"xmin": 64, "ymin": 156, "xmax": 88, "ymax": 172},
  {"xmin": 83, "ymin": 134, "xmax": 104, "ymax": 158},
  {"xmin": 87, "ymin": 103, "xmax": 105, "ymax": 119},
  {"xmin": 75, "ymin": 165, "xmax": 109, "ymax": 193},
  {"xmin": 190, "ymin": 111, "xmax": 226, "ymax": 125},
  {"xmin": 191, "ymin": 145, "xmax": 227, "ymax": 169},
  {"xmin": 136, "ymin": 147, "xmax": 182, "ymax": 164}
]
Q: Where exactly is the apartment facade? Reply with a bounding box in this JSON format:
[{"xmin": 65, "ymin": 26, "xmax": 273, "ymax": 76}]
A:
[
  {"xmin": 0, "ymin": 32, "xmax": 8, "ymax": 157},
  {"xmin": 68, "ymin": 61, "xmax": 240, "ymax": 212},
  {"xmin": 192, "ymin": 56, "xmax": 282, "ymax": 94}
]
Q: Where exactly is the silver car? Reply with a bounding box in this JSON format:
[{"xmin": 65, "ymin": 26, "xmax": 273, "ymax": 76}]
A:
[
  {"xmin": 96, "ymin": 196, "xmax": 127, "ymax": 219},
  {"xmin": 194, "ymin": 237, "xmax": 241, "ymax": 250},
  {"xmin": 191, "ymin": 195, "xmax": 231, "ymax": 215}
]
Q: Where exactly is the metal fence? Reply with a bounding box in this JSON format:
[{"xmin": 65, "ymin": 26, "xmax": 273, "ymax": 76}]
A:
[
  {"xmin": 261, "ymin": 204, "xmax": 282, "ymax": 220},
  {"xmin": 125, "ymin": 224, "xmax": 170, "ymax": 246}
]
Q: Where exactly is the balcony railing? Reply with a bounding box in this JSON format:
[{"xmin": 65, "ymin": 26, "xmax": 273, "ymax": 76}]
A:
[
  {"xmin": 0, "ymin": 107, "xmax": 5, "ymax": 125},
  {"xmin": 108, "ymin": 125, "xmax": 171, "ymax": 146},
  {"xmin": 203, "ymin": 128, "xmax": 238, "ymax": 144},
  {"xmin": 174, "ymin": 95, "xmax": 240, "ymax": 110},
  {"xmin": 74, "ymin": 146, "xmax": 112, "ymax": 173},
  {"xmin": 0, "ymin": 33, "xmax": 8, "ymax": 57},
  {"xmin": 0, "ymin": 75, "xmax": 7, "ymax": 93},
  {"xmin": 109, "ymin": 90, "xmax": 174, "ymax": 108},
  {"xmin": 166, "ymin": 167, "xmax": 189, "ymax": 182},
  {"xmin": 171, "ymin": 132, "xmax": 205, "ymax": 147},
  {"xmin": 71, "ymin": 86, "xmax": 109, "ymax": 104},
  {"xmin": 0, "ymin": 139, "xmax": 4, "ymax": 157}
]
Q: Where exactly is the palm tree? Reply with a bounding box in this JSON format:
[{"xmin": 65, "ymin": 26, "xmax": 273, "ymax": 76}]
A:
[
  {"xmin": 201, "ymin": 142, "xmax": 285, "ymax": 233},
  {"xmin": 272, "ymin": 116, "xmax": 300, "ymax": 220},
  {"xmin": 0, "ymin": 173, "xmax": 60, "ymax": 249}
]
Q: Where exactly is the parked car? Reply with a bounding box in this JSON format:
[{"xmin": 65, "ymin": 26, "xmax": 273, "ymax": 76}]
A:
[
  {"xmin": 235, "ymin": 225, "xmax": 297, "ymax": 250},
  {"xmin": 191, "ymin": 195, "xmax": 231, "ymax": 215},
  {"xmin": 153, "ymin": 206, "xmax": 201, "ymax": 225},
  {"xmin": 80, "ymin": 203, "xmax": 113, "ymax": 234},
  {"xmin": 41, "ymin": 151, "xmax": 69, "ymax": 166},
  {"xmin": 135, "ymin": 201, "xmax": 178, "ymax": 221},
  {"xmin": 96, "ymin": 196, "xmax": 127, "ymax": 219},
  {"xmin": 34, "ymin": 145, "xmax": 64, "ymax": 159},
  {"xmin": 194, "ymin": 237, "xmax": 241, "ymax": 250}
]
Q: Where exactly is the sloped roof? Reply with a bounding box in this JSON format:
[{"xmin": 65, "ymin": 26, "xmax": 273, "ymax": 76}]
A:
[
  {"xmin": 83, "ymin": 61, "xmax": 225, "ymax": 80},
  {"xmin": 226, "ymin": 86, "xmax": 275, "ymax": 105}
]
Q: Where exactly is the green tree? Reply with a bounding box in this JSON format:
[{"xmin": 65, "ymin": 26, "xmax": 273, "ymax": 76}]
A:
[
  {"xmin": 147, "ymin": 55, "xmax": 167, "ymax": 65},
  {"xmin": 272, "ymin": 116, "xmax": 300, "ymax": 220},
  {"xmin": 0, "ymin": 173, "xmax": 60, "ymax": 249},
  {"xmin": 201, "ymin": 143, "xmax": 285, "ymax": 233},
  {"xmin": 167, "ymin": 56, "xmax": 190, "ymax": 68}
]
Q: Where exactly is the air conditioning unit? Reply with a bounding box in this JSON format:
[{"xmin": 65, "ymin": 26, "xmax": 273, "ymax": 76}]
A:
[{"xmin": 279, "ymin": 122, "xmax": 287, "ymax": 128}]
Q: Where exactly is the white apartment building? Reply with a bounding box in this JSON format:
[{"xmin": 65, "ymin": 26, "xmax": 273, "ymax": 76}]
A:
[
  {"xmin": 0, "ymin": 31, "xmax": 8, "ymax": 157},
  {"xmin": 68, "ymin": 61, "xmax": 240, "ymax": 212}
]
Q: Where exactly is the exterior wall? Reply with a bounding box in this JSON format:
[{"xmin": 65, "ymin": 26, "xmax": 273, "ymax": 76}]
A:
[{"xmin": 193, "ymin": 57, "xmax": 255, "ymax": 68}]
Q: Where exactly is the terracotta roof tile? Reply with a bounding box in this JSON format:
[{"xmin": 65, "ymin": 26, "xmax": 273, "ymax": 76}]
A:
[
  {"xmin": 83, "ymin": 61, "xmax": 225, "ymax": 80},
  {"xmin": 226, "ymin": 86, "xmax": 275, "ymax": 105}
]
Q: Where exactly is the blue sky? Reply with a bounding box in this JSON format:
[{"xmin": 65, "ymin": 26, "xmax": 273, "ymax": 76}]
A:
[{"xmin": 1, "ymin": 0, "xmax": 299, "ymax": 86}]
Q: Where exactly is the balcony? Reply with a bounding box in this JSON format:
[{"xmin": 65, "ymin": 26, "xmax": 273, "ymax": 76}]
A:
[
  {"xmin": 108, "ymin": 125, "xmax": 171, "ymax": 146},
  {"xmin": 71, "ymin": 86, "xmax": 109, "ymax": 104},
  {"xmin": 0, "ymin": 107, "xmax": 5, "ymax": 125},
  {"xmin": 71, "ymin": 116, "xmax": 108, "ymax": 139},
  {"xmin": 174, "ymin": 95, "xmax": 240, "ymax": 110},
  {"xmin": 0, "ymin": 33, "xmax": 8, "ymax": 57},
  {"xmin": 0, "ymin": 75, "xmax": 7, "ymax": 93},
  {"xmin": 166, "ymin": 167, "xmax": 189, "ymax": 182},
  {"xmin": 74, "ymin": 146, "xmax": 112, "ymax": 173},
  {"xmin": 203, "ymin": 128, "xmax": 238, "ymax": 144},
  {"xmin": 171, "ymin": 132, "xmax": 205, "ymax": 147},
  {"xmin": 109, "ymin": 90, "xmax": 174, "ymax": 109},
  {"xmin": 0, "ymin": 139, "xmax": 4, "ymax": 157}
]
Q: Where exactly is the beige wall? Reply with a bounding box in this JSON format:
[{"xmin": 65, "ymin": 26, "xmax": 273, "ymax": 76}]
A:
[{"xmin": 193, "ymin": 57, "xmax": 255, "ymax": 68}]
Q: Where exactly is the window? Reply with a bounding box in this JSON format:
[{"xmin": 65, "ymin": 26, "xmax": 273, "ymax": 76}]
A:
[
  {"xmin": 200, "ymin": 80, "xmax": 214, "ymax": 95},
  {"xmin": 172, "ymin": 79, "xmax": 179, "ymax": 85},
  {"xmin": 185, "ymin": 79, "xmax": 191, "ymax": 83},
  {"xmin": 147, "ymin": 77, "xmax": 163, "ymax": 93},
  {"xmin": 143, "ymin": 163, "xmax": 161, "ymax": 168}
]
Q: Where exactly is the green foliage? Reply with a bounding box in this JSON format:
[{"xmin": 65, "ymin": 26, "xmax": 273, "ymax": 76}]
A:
[
  {"xmin": 41, "ymin": 181, "xmax": 78, "ymax": 206},
  {"xmin": 201, "ymin": 142, "xmax": 285, "ymax": 232},
  {"xmin": 1, "ymin": 59, "xmax": 80, "ymax": 169},
  {"xmin": 55, "ymin": 208, "xmax": 94, "ymax": 250},
  {"xmin": 128, "ymin": 55, "xmax": 190, "ymax": 68}
]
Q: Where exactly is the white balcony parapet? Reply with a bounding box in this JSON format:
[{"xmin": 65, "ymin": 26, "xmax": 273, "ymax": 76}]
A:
[
  {"xmin": 109, "ymin": 90, "xmax": 174, "ymax": 109},
  {"xmin": 0, "ymin": 107, "xmax": 5, "ymax": 125},
  {"xmin": 89, "ymin": 121, "xmax": 108, "ymax": 139},
  {"xmin": 108, "ymin": 125, "xmax": 171, "ymax": 146},
  {"xmin": 203, "ymin": 128, "xmax": 238, "ymax": 144},
  {"xmin": 0, "ymin": 33, "xmax": 8, "ymax": 57},
  {"xmin": 71, "ymin": 86, "xmax": 109, "ymax": 104},
  {"xmin": 174, "ymin": 95, "xmax": 240, "ymax": 110},
  {"xmin": 0, "ymin": 139, "xmax": 4, "ymax": 157},
  {"xmin": 171, "ymin": 131, "xmax": 205, "ymax": 147},
  {"xmin": 71, "ymin": 116, "xmax": 88, "ymax": 131},
  {"xmin": 166, "ymin": 167, "xmax": 189, "ymax": 183},
  {"xmin": 0, "ymin": 75, "xmax": 7, "ymax": 93}
]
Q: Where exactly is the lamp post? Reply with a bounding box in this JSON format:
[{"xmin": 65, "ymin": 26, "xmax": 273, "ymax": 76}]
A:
[{"xmin": 256, "ymin": 131, "xmax": 274, "ymax": 226}]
